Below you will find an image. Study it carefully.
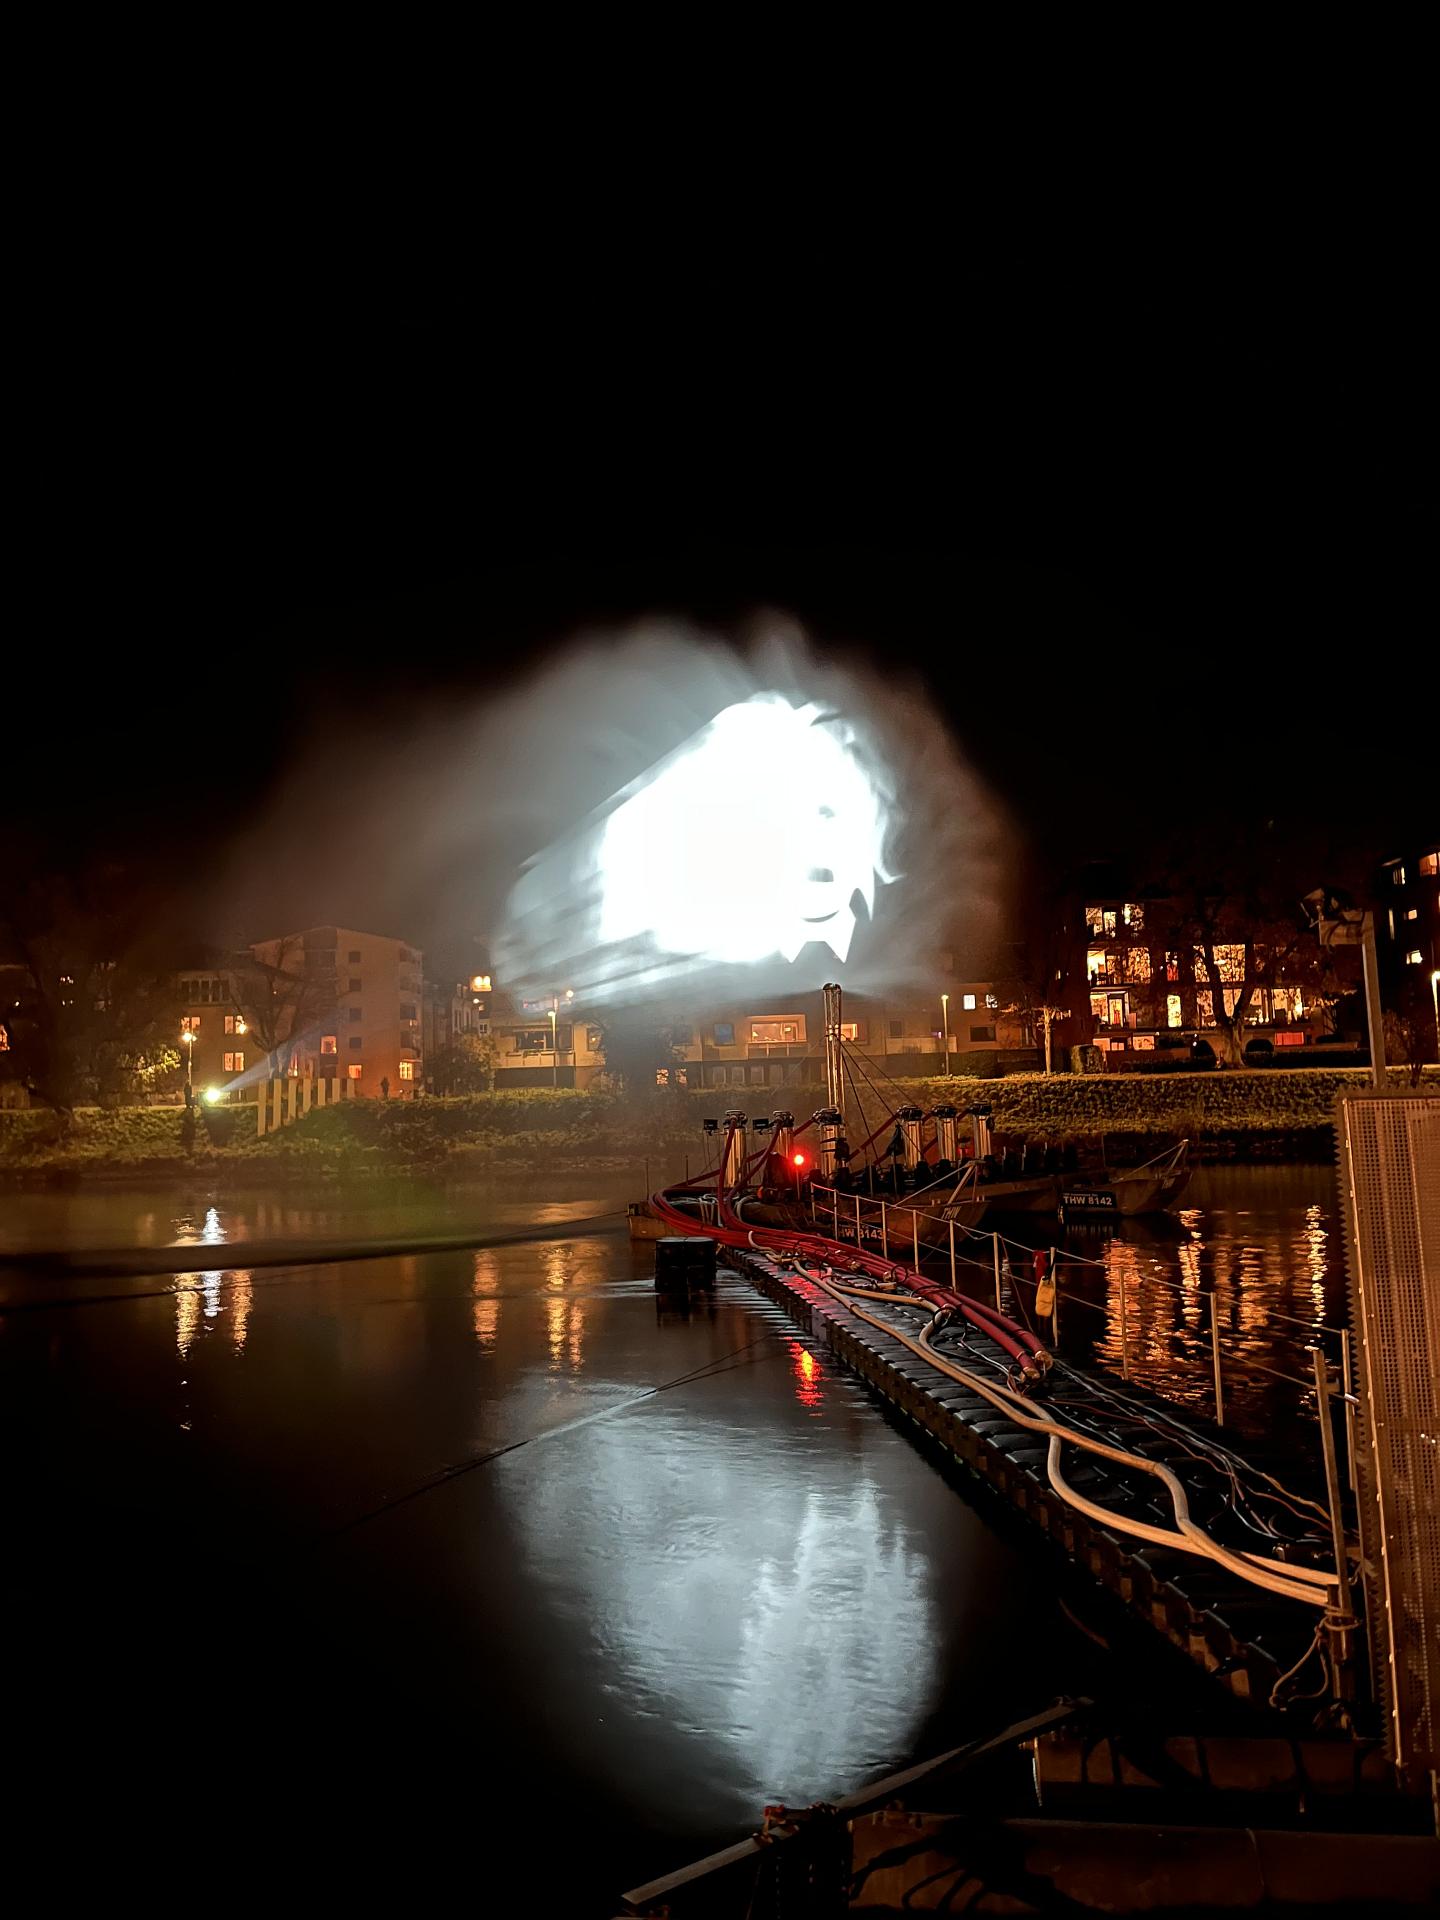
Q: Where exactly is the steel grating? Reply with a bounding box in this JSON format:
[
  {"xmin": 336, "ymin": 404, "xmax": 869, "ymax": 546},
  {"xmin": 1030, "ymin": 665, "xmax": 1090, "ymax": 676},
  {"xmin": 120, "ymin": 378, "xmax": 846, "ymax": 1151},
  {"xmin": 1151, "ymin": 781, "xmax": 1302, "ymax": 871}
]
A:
[{"xmin": 1337, "ymin": 1093, "xmax": 1440, "ymax": 1768}]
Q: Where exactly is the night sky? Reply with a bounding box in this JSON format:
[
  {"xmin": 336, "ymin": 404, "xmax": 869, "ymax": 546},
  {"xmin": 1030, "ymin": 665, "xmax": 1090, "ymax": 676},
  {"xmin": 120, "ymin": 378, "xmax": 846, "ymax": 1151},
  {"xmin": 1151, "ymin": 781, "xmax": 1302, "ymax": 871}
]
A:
[{"xmin": 10, "ymin": 233, "xmax": 1435, "ymax": 968}]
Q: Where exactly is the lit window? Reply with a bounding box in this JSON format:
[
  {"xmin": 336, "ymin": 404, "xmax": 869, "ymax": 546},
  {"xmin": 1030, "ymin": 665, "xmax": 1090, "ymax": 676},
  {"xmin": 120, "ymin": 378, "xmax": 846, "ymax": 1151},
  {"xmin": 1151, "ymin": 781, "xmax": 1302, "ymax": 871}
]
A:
[
  {"xmin": 181, "ymin": 1015, "xmax": 199, "ymax": 1032},
  {"xmin": 1087, "ymin": 947, "xmax": 1109, "ymax": 982},
  {"xmin": 1124, "ymin": 948, "xmax": 1152, "ymax": 982},
  {"xmin": 321, "ymin": 1035, "xmax": 337, "ymax": 1054},
  {"xmin": 1132, "ymin": 1033, "xmax": 1155, "ymax": 1050},
  {"xmin": 839, "ymin": 1020, "xmax": 869, "ymax": 1042},
  {"xmin": 471, "ymin": 973, "xmax": 492, "ymax": 991},
  {"xmin": 1392, "ymin": 866, "xmax": 1407, "ymax": 885},
  {"xmin": 748, "ymin": 1018, "xmax": 803, "ymax": 1043},
  {"xmin": 347, "ymin": 1064, "xmax": 362, "ymax": 1079},
  {"xmin": 398, "ymin": 1060, "xmax": 414, "ymax": 1080},
  {"xmin": 985, "ymin": 992, "xmax": 998, "ymax": 1010},
  {"xmin": 1167, "ymin": 994, "xmax": 1183, "ymax": 1029},
  {"xmin": 224, "ymin": 1014, "xmax": 236, "ymax": 1033},
  {"xmin": 1406, "ymin": 949, "xmax": 1423, "ymax": 965},
  {"xmin": 1122, "ymin": 902, "xmax": 1145, "ymax": 930},
  {"xmin": 1084, "ymin": 906, "xmax": 1118, "ymax": 935},
  {"xmin": 1196, "ymin": 990, "xmax": 1215, "ymax": 1026},
  {"xmin": 223, "ymin": 1051, "xmax": 245, "ymax": 1072},
  {"xmin": 235, "ymin": 1017, "xmax": 246, "ymax": 1035},
  {"xmin": 1165, "ymin": 951, "xmax": 1180, "ymax": 981},
  {"xmin": 1420, "ymin": 852, "xmax": 1438, "ymax": 877},
  {"xmin": 1089, "ymin": 993, "xmax": 1108, "ymax": 1022},
  {"xmin": 1406, "ymin": 907, "xmax": 1419, "ymax": 921},
  {"xmin": 586, "ymin": 1027, "xmax": 602, "ymax": 1050},
  {"xmin": 962, "ymin": 993, "xmax": 976, "ymax": 1011}
]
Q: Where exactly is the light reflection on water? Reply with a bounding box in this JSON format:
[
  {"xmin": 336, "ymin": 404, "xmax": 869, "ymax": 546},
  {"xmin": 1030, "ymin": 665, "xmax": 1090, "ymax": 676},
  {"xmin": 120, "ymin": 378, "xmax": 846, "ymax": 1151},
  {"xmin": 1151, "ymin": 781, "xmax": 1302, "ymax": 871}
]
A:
[{"xmin": 1046, "ymin": 1164, "xmax": 1341, "ymax": 1430}]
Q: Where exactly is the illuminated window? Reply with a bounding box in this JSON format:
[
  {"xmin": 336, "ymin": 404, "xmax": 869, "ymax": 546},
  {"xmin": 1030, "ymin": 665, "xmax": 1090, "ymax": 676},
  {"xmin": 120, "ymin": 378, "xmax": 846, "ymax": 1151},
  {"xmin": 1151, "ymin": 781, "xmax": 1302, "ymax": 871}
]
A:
[
  {"xmin": 320, "ymin": 1035, "xmax": 337, "ymax": 1054},
  {"xmin": 839, "ymin": 1019, "xmax": 869, "ymax": 1043},
  {"xmin": 1132, "ymin": 1033, "xmax": 1155, "ymax": 1050},
  {"xmin": 1165, "ymin": 951, "xmax": 1180, "ymax": 981},
  {"xmin": 749, "ymin": 1017, "xmax": 804, "ymax": 1043},
  {"xmin": 712, "ymin": 1023, "xmax": 735, "ymax": 1046},
  {"xmin": 347, "ymin": 1064, "xmax": 362, "ymax": 1079},
  {"xmin": 181, "ymin": 1015, "xmax": 199, "ymax": 1032},
  {"xmin": 1405, "ymin": 907, "xmax": 1419, "ymax": 921},
  {"xmin": 223, "ymin": 1051, "xmax": 245, "ymax": 1072},
  {"xmin": 1124, "ymin": 948, "xmax": 1152, "ymax": 982},
  {"xmin": 1087, "ymin": 947, "xmax": 1109, "ymax": 983},
  {"xmin": 1122, "ymin": 902, "xmax": 1145, "ymax": 930},
  {"xmin": 398, "ymin": 1060, "xmax": 414, "ymax": 1080},
  {"xmin": 470, "ymin": 973, "xmax": 492, "ymax": 991},
  {"xmin": 1089, "ymin": 993, "xmax": 1108, "ymax": 1022},
  {"xmin": 224, "ymin": 1014, "xmax": 236, "ymax": 1033},
  {"xmin": 1406, "ymin": 949, "xmax": 1423, "ymax": 965},
  {"xmin": 586, "ymin": 1027, "xmax": 602, "ymax": 1050},
  {"xmin": 985, "ymin": 992, "xmax": 998, "ymax": 1010},
  {"xmin": 1392, "ymin": 866, "xmax": 1407, "ymax": 885},
  {"xmin": 1085, "ymin": 906, "xmax": 1118, "ymax": 935},
  {"xmin": 1196, "ymin": 990, "xmax": 1215, "ymax": 1026},
  {"xmin": 962, "ymin": 993, "xmax": 976, "ymax": 1011},
  {"xmin": 1420, "ymin": 852, "xmax": 1437, "ymax": 877},
  {"xmin": 1167, "ymin": 994, "xmax": 1183, "ymax": 1028}
]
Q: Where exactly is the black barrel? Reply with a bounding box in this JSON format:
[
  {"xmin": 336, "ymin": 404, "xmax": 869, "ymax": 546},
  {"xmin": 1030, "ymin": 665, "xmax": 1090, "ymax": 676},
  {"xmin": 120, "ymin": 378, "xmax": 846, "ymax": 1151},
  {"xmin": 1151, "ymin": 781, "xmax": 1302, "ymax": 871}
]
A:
[{"xmin": 655, "ymin": 1235, "xmax": 717, "ymax": 1289}]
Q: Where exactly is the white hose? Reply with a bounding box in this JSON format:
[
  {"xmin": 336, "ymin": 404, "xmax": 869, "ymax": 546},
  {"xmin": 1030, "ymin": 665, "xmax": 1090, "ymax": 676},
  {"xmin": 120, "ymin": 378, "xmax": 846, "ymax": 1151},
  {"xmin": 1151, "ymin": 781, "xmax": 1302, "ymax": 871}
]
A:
[{"xmin": 809, "ymin": 1271, "xmax": 1336, "ymax": 1610}]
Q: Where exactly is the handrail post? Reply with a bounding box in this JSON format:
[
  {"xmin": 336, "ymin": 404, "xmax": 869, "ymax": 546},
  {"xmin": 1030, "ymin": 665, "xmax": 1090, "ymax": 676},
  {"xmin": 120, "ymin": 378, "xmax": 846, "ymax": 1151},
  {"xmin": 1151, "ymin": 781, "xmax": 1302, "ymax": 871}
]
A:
[
  {"xmin": 912, "ymin": 1211, "xmax": 921, "ymax": 1274},
  {"xmin": 1050, "ymin": 1246, "xmax": 1060, "ymax": 1346},
  {"xmin": 1340, "ymin": 1331, "xmax": 1357, "ymax": 1492},
  {"xmin": 1209, "ymin": 1289, "xmax": 1225, "ymax": 1427},
  {"xmin": 1310, "ymin": 1345, "xmax": 1356, "ymax": 1673},
  {"xmin": 1118, "ymin": 1260, "xmax": 1131, "ymax": 1380},
  {"xmin": 948, "ymin": 1219, "xmax": 957, "ymax": 1291},
  {"xmin": 881, "ymin": 1203, "xmax": 889, "ymax": 1262},
  {"xmin": 854, "ymin": 1193, "xmax": 862, "ymax": 1248},
  {"xmin": 832, "ymin": 1189, "xmax": 840, "ymax": 1240},
  {"xmin": 992, "ymin": 1231, "xmax": 1002, "ymax": 1312}
]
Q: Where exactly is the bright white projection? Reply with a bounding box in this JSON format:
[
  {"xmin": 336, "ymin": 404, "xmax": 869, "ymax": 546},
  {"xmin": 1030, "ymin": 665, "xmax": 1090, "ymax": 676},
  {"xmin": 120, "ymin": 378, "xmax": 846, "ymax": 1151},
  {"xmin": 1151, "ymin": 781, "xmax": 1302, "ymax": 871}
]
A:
[{"xmin": 597, "ymin": 695, "xmax": 888, "ymax": 966}]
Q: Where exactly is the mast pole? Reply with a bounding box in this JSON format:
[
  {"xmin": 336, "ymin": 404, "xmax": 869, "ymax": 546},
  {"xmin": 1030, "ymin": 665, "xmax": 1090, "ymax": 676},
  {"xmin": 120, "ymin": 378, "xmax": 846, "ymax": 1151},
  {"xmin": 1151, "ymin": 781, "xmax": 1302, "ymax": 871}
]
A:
[{"xmin": 824, "ymin": 982, "xmax": 844, "ymax": 1119}]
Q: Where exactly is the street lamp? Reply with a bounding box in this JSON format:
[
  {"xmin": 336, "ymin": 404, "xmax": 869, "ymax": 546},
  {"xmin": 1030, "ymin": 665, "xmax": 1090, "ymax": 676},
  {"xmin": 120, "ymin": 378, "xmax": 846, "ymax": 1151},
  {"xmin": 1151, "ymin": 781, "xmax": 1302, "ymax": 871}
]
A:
[
  {"xmin": 549, "ymin": 1006, "xmax": 558, "ymax": 1088},
  {"xmin": 180, "ymin": 1026, "xmax": 196, "ymax": 1105},
  {"xmin": 940, "ymin": 993, "xmax": 950, "ymax": 1075}
]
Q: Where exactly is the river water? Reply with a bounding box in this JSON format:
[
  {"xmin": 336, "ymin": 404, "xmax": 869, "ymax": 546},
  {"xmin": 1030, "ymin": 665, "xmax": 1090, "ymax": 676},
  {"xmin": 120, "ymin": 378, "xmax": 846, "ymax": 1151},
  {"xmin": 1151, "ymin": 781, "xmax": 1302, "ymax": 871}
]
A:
[{"xmin": 0, "ymin": 1161, "xmax": 1337, "ymax": 1911}]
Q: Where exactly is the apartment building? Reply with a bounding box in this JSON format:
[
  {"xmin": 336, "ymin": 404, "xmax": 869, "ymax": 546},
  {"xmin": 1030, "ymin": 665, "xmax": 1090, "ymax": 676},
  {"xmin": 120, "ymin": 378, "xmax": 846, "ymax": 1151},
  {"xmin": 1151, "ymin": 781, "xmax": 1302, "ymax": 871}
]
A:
[{"xmin": 180, "ymin": 926, "xmax": 423, "ymax": 1101}]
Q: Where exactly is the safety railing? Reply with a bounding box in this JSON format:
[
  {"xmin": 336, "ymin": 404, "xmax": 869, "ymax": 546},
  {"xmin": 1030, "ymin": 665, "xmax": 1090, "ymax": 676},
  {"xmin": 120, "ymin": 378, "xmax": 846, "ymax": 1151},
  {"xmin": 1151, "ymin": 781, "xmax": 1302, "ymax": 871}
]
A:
[{"xmin": 806, "ymin": 1179, "xmax": 1359, "ymax": 1597}]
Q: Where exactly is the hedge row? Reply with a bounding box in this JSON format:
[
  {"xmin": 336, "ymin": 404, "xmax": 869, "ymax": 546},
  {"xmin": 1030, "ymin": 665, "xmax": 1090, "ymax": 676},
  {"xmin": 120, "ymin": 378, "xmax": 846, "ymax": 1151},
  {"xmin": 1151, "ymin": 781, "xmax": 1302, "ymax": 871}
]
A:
[{"xmin": 2, "ymin": 1068, "xmax": 1434, "ymax": 1177}]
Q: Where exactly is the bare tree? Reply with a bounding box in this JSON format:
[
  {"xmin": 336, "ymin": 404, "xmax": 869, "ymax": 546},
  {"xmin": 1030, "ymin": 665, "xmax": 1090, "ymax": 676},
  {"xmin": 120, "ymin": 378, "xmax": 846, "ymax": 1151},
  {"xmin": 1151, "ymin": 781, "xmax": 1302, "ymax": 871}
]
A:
[{"xmin": 227, "ymin": 937, "xmax": 345, "ymax": 1077}]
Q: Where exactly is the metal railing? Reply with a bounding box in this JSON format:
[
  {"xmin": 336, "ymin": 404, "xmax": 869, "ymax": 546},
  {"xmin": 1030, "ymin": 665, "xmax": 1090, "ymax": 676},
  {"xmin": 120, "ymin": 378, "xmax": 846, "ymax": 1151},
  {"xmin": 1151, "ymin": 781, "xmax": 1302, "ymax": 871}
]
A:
[{"xmin": 806, "ymin": 1180, "xmax": 1358, "ymax": 1500}]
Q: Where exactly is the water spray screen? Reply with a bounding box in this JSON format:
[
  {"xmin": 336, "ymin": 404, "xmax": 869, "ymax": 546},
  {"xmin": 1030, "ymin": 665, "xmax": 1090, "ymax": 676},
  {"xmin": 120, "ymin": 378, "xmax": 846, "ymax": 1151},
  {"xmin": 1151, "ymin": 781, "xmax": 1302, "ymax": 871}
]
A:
[{"xmin": 500, "ymin": 693, "xmax": 894, "ymax": 1004}]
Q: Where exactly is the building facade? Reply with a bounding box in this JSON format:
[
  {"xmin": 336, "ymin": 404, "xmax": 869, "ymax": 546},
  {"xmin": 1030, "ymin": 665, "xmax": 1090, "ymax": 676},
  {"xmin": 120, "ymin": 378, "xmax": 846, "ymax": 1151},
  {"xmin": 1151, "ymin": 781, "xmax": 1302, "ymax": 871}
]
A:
[
  {"xmin": 180, "ymin": 926, "xmax": 424, "ymax": 1102},
  {"xmin": 1376, "ymin": 843, "xmax": 1440, "ymax": 1060}
]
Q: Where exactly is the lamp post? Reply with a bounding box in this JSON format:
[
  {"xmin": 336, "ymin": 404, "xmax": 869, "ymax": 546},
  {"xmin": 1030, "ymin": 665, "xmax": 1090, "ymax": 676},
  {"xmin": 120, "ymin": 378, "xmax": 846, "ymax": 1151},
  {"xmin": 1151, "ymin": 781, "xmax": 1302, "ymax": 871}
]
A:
[
  {"xmin": 940, "ymin": 993, "xmax": 950, "ymax": 1076},
  {"xmin": 181, "ymin": 1027, "xmax": 196, "ymax": 1105},
  {"xmin": 549, "ymin": 1007, "xmax": 558, "ymax": 1088}
]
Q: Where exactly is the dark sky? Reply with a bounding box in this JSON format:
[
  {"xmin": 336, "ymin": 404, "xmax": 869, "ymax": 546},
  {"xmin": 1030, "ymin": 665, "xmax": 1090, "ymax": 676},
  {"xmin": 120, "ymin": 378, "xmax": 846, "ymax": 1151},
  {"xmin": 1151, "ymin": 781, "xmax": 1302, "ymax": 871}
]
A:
[{"xmin": 9, "ymin": 229, "xmax": 1435, "ymax": 966}]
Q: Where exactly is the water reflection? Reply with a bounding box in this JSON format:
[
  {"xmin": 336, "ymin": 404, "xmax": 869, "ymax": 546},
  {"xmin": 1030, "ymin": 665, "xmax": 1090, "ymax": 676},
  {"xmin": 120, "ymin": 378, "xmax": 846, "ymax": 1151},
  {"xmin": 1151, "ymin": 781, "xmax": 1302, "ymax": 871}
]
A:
[
  {"xmin": 1050, "ymin": 1166, "xmax": 1340, "ymax": 1431},
  {"xmin": 171, "ymin": 1267, "xmax": 254, "ymax": 1356},
  {"xmin": 788, "ymin": 1339, "xmax": 824, "ymax": 1411}
]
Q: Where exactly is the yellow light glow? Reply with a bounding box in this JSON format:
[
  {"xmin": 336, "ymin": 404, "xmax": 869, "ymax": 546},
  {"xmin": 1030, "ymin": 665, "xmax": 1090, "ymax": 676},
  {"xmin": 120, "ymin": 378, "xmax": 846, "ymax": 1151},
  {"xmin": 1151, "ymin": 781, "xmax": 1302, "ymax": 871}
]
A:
[
  {"xmin": 203, "ymin": 1086, "xmax": 223, "ymax": 1105},
  {"xmin": 471, "ymin": 974, "xmax": 492, "ymax": 992}
]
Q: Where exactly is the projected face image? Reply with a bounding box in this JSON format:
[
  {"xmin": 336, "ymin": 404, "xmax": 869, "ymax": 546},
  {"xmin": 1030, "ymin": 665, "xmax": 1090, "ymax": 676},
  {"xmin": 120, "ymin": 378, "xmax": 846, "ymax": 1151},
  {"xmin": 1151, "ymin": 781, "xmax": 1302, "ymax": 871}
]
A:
[{"xmin": 596, "ymin": 696, "xmax": 890, "ymax": 967}]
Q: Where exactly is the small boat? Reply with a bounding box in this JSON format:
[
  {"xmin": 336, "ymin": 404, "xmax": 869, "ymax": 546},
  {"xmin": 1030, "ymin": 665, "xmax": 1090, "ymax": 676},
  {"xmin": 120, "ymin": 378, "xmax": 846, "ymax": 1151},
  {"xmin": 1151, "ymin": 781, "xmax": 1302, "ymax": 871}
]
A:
[{"xmin": 1057, "ymin": 1141, "xmax": 1191, "ymax": 1218}]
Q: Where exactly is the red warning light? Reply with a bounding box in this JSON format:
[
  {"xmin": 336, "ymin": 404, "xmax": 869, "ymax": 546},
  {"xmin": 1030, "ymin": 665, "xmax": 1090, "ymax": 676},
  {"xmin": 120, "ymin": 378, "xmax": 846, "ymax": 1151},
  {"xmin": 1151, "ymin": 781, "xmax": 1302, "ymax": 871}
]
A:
[{"xmin": 792, "ymin": 1151, "xmax": 806, "ymax": 1168}]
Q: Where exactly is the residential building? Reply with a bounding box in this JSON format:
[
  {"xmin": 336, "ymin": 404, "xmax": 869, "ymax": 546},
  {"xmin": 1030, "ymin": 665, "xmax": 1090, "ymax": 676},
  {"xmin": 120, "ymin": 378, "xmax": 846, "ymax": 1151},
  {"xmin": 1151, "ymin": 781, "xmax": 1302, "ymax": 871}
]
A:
[
  {"xmin": 1376, "ymin": 843, "xmax": 1440, "ymax": 1059},
  {"xmin": 180, "ymin": 926, "xmax": 424, "ymax": 1101}
]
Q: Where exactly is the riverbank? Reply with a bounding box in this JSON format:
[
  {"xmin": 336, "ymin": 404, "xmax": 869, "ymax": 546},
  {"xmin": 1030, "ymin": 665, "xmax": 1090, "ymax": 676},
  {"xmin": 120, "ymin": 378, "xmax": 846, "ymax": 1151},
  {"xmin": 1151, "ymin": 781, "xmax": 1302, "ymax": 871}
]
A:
[{"xmin": 1, "ymin": 1067, "xmax": 1431, "ymax": 1187}]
